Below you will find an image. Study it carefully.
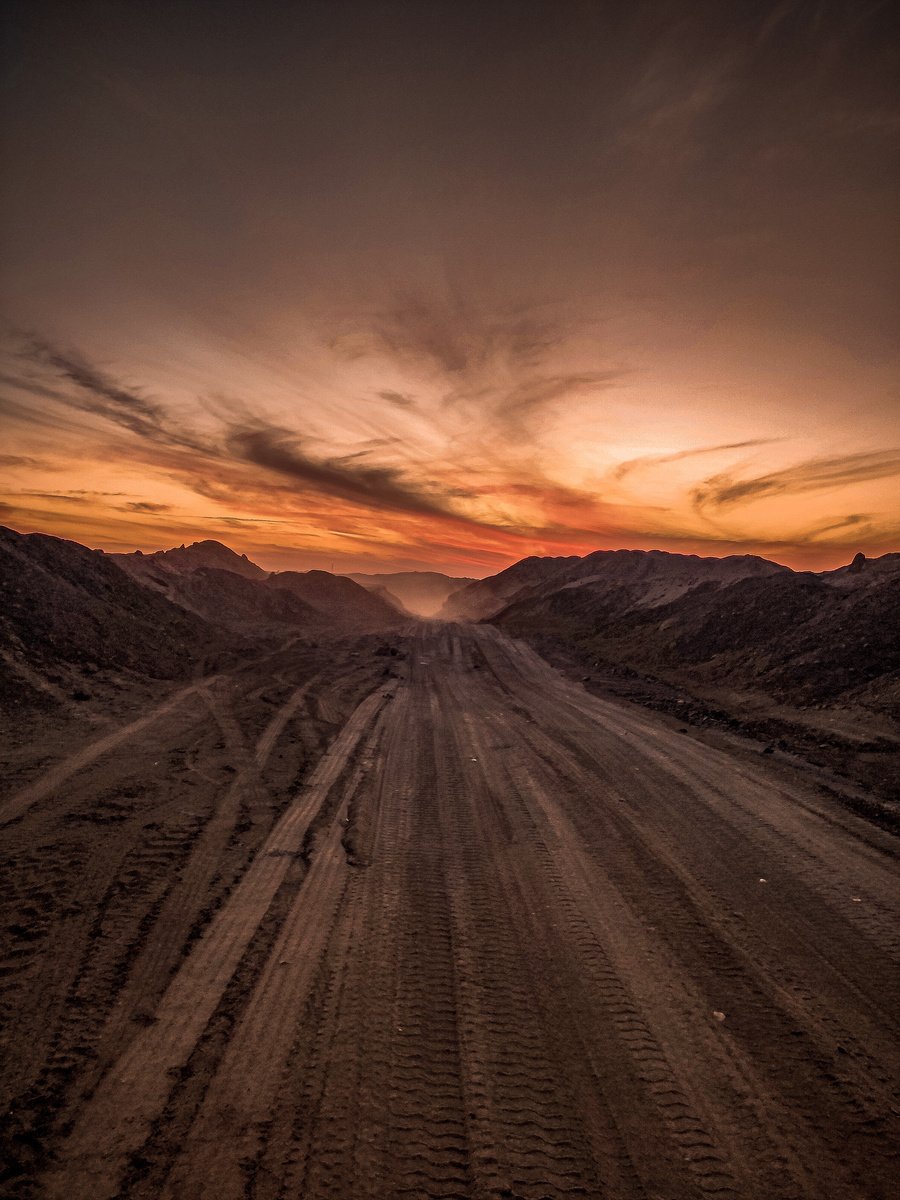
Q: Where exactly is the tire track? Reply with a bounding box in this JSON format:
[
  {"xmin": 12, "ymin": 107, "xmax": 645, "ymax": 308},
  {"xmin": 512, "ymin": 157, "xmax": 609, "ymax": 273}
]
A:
[
  {"xmin": 160, "ymin": 692, "xmax": 394, "ymax": 1199},
  {"xmin": 15, "ymin": 622, "xmax": 899, "ymax": 1200},
  {"xmin": 94, "ymin": 677, "xmax": 323, "ymax": 1065},
  {"xmin": 0, "ymin": 675, "xmax": 222, "ymax": 828},
  {"xmin": 40, "ymin": 683, "xmax": 388, "ymax": 1200}
]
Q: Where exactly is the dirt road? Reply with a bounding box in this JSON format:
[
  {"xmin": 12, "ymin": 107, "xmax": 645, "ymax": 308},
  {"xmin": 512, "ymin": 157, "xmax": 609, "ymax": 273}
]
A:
[{"xmin": 2, "ymin": 624, "xmax": 898, "ymax": 1199}]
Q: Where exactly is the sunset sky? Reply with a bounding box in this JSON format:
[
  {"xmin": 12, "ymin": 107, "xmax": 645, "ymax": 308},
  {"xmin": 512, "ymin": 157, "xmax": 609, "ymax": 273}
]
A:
[{"xmin": 1, "ymin": 0, "xmax": 898, "ymax": 575}]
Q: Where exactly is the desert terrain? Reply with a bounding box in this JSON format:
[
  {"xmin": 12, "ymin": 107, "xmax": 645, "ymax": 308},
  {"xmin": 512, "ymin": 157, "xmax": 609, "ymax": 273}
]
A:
[{"xmin": 2, "ymin": 610, "xmax": 899, "ymax": 1199}]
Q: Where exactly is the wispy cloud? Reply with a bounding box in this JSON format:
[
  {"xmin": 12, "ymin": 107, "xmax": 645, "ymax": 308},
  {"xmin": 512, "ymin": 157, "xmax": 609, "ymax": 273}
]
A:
[
  {"xmin": 7, "ymin": 335, "xmax": 491, "ymax": 526},
  {"xmin": 692, "ymin": 450, "xmax": 900, "ymax": 511},
  {"xmin": 495, "ymin": 371, "xmax": 628, "ymax": 426},
  {"xmin": 363, "ymin": 295, "xmax": 562, "ymax": 379},
  {"xmin": 16, "ymin": 335, "xmax": 212, "ymax": 454},
  {"xmin": 0, "ymin": 453, "xmax": 51, "ymax": 469},
  {"xmin": 377, "ymin": 390, "xmax": 417, "ymax": 409},
  {"xmin": 613, "ymin": 439, "xmax": 780, "ymax": 482},
  {"xmin": 122, "ymin": 500, "xmax": 172, "ymax": 513},
  {"xmin": 332, "ymin": 293, "xmax": 626, "ymax": 439}
]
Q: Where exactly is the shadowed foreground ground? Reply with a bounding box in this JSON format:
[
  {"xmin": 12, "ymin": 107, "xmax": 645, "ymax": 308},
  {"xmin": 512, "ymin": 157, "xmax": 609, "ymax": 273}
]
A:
[{"xmin": 2, "ymin": 623, "xmax": 898, "ymax": 1199}]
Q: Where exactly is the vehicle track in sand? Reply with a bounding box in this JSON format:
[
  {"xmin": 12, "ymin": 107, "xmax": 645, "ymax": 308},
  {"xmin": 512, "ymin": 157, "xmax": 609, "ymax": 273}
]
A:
[
  {"xmin": 5, "ymin": 623, "xmax": 898, "ymax": 1199},
  {"xmin": 0, "ymin": 675, "xmax": 223, "ymax": 828}
]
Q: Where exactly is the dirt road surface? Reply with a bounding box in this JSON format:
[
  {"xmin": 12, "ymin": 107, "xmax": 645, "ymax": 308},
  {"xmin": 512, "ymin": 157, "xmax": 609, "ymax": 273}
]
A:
[{"xmin": 2, "ymin": 624, "xmax": 898, "ymax": 1199}]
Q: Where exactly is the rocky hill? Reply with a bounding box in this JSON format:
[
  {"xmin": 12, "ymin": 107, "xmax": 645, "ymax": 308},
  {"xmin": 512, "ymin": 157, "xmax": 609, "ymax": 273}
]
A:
[
  {"xmin": 493, "ymin": 553, "xmax": 898, "ymax": 710},
  {"xmin": 440, "ymin": 555, "xmax": 580, "ymax": 620},
  {"xmin": 112, "ymin": 540, "xmax": 266, "ymax": 582},
  {"xmin": 158, "ymin": 567, "xmax": 325, "ymax": 632},
  {"xmin": 485, "ymin": 549, "xmax": 899, "ymax": 803},
  {"xmin": 0, "ymin": 527, "xmax": 229, "ymax": 711},
  {"xmin": 444, "ymin": 548, "xmax": 784, "ymax": 622},
  {"xmin": 267, "ymin": 570, "xmax": 405, "ymax": 630}
]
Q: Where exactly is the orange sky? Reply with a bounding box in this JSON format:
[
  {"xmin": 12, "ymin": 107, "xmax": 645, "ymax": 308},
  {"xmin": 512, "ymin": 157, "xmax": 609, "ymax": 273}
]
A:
[{"xmin": 1, "ymin": 2, "xmax": 898, "ymax": 576}]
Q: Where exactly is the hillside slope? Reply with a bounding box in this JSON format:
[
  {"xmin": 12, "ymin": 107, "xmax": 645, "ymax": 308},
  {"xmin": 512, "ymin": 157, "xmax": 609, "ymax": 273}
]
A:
[
  {"xmin": 268, "ymin": 570, "xmax": 405, "ymax": 630},
  {"xmin": 0, "ymin": 527, "xmax": 227, "ymax": 711},
  {"xmin": 440, "ymin": 555, "xmax": 580, "ymax": 620},
  {"xmin": 494, "ymin": 555, "xmax": 899, "ymax": 710},
  {"xmin": 159, "ymin": 567, "xmax": 325, "ymax": 632}
]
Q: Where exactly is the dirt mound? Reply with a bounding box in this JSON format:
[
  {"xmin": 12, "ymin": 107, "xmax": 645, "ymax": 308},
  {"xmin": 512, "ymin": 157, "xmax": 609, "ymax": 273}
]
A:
[
  {"xmin": 493, "ymin": 554, "xmax": 900, "ymax": 712},
  {"xmin": 0, "ymin": 526, "xmax": 228, "ymax": 712},
  {"xmin": 444, "ymin": 548, "xmax": 785, "ymax": 621},
  {"xmin": 268, "ymin": 570, "xmax": 405, "ymax": 630},
  {"xmin": 162, "ymin": 567, "xmax": 325, "ymax": 631},
  {"xmin": 440, "ymin": 554, "xmax": 580, "ymax": 620}
]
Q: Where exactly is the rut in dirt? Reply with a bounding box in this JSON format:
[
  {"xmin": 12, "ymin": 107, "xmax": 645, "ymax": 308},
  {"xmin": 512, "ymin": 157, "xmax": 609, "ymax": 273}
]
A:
[{"xmin": 2, "ymin": 624, "xmax": 898, "ymax": 1200}]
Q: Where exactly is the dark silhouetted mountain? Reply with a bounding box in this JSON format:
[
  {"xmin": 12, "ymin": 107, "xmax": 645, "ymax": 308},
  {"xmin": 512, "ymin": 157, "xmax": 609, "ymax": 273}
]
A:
[
  {"xmin": 0, "ymin": 526, "xmax": 228, "ymax": 710},
  {"xmin": 267, "ymin": 570, "xmax": 405, "ymax": 630},
  {"xmin": 440, "ymin": 555, "xmax": 580, "ymax": 620},
  {"xmin": 161, "ymin": 567, "xmax": 324, "ymax": 632},
  {"xmin": 112, "ymin": 539, "xmax": 267, "ymax": 583},
  {"xmin": 819, "ymin": 551, "xmax": 900, "ymax": 588},
  {"xmin": 490, "ymin": 549, "xmax": 898, "ymax": 711},
  {"xmin": 349, "ymin": 571, "xmax": 476, "ymax": 617}
]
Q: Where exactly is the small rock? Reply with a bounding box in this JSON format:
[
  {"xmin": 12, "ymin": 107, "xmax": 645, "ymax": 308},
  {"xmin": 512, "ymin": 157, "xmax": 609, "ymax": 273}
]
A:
[{"xmin": 712, "ymin": 1011, "xmax": 726, "ymax": 1022}]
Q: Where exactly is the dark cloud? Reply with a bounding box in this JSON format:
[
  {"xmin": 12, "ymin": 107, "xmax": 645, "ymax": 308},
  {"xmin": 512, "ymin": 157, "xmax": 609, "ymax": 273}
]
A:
[
  {"xmin": 806, "ymin": 512, "xmax": 870, "ymax": 540},
  {"xmin": 365, "ymin": 296, "xmax": 562, "ymax": 379},
  {"xmin": 613, "ymin": 439, "xmax": 780, "ymax": 482},
  {"xmin": 0, "ymin": 453, "xmax": 48, "ymax": 468},
  {"xmin": 7, "ymin": 338, "xmax": 495, "ymax": 526},
  {"xmin": 122, "ymin": 500, "xmax": 172, "ymax": 513},
  {"xmin": 226, "ymin": 425, "xmax": 471, "ymax": 521},
  {"xmin": 17, "ymin": 336, "xmax": 213, "ymax": 454},
  {"xmin": 343, "ymin": 296, "xmax": 626, "ymax": 436},
  {"xmin": 0, "ymin": 371, "xmax": 82, "ymax": 407},
  {"xmin": 693, "ymin": 450, "xmax": 900, "ymax": 511}
]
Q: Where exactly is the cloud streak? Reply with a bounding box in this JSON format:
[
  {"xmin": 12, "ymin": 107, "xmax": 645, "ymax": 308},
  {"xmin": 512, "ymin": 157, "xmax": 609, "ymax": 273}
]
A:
[
  {"xmin": 613, "ymin": 439, "xmax": 780, "ymax": 482},
  {"xmin": 18, "ymin": 335, "xmax": 213, "ymax": 454},
  {"xmin": 7, "ymin": 336, "xmax": 491, "ymax": 526},
  {"xmin": 692, "ymin": 450, "xmax": 900, "ymax": 511},
  {"xmin": 226, "ymin": 425, "xmax": 474, "ymax": 521}
]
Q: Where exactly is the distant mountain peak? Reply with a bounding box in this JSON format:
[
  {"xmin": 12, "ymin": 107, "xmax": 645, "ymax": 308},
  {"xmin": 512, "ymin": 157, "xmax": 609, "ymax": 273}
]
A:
[{"xmin": 112, "ymin": 539, "xmax": 267, "ymax": 580}]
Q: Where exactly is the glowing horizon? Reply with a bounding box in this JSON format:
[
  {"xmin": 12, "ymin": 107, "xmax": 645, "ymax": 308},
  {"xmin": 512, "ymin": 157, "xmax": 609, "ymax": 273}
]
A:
[{"xmin": 2, "ymin": 3, "xmax": 898, "ymax": 576}]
